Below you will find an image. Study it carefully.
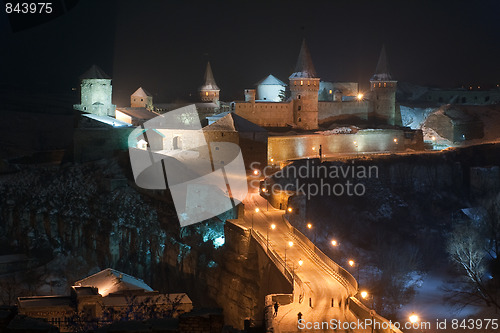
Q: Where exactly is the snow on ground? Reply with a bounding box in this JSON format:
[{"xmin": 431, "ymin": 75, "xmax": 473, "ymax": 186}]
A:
[
  {"xmin": 398, "ymin": 269, "xmax": 482, "ymax": 324},
  {"xmin": 400, "ymin": 106, "xmax": 435, "ymax": 129}
]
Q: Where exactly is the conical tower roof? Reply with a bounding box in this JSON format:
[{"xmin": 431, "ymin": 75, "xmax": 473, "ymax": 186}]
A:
[
  {"xmin": 80, "ymin": 65, "xmax": 111, "ymax": 80},
  {"xmin": 371, "ymin": 45, "xmax": 393, "ymax": 81},
  {"xmin": 199, "ymin": 61, "xmax": 219, "ymax": 91},
  {"xmin": 289, "ymin": 39, "xmax": 317, "ymax": 79}
]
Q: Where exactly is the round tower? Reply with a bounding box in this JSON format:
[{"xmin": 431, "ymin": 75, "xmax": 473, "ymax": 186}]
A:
[
  {"xmin": 289, "ymin": 40, "xmax": 320, "ymax": 130},
  {"xmin": 199, "ymin": 62, "xmax": 220, "ymax": 104},
  {"xmin": 369, "ymin": 46, "xmax": 400, "ymax": 126}
]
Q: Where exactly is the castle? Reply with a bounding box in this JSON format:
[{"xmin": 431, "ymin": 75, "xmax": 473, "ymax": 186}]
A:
[
  {"xmin": 71, "ymin": 40, "xmax": 423, "ymax": 164},
  {"xmin": 232, "ymin": 41, "xmax": 402, "ymax": 130}
]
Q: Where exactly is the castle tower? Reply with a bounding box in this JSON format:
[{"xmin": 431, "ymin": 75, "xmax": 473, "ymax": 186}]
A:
[
  {"xmin": 131, "ymin": 87, "xmax": 153, "ymax": 109},
  {"xmin": 199, "ymin": 62, "xmax": 220, "ymax": 104},
  {"xmin": 289, "ymin": 40, "xmax": 320, "ymax": 130},
  {"xmin": 73, "ymin": 65, "xmax": 116, "ymax": 117},
  {"xmin": 369, "ymin": 46, "xmax": 400, "ymax": 126}
]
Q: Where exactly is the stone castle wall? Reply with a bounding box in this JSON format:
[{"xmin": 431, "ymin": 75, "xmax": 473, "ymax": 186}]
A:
[
  {"xmin": 234, "ymin": 101, "xmax": 293, "ymax": 127},
  {"xmin": 318, "ymin": 100, "xmax": 370, "ymax": 123},
  {"xmin": 268, "ymin": 129, "xmax": 406, "ymax": 164}
]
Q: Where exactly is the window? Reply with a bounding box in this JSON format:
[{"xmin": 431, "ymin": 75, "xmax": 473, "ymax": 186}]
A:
[
  {"xmin": 141, "ymin": 98, "xmax": 143, "ymax": 101},
  {"xmin": 300, "ymin": 80, "xmax": 304, "ymax": 86},
  {"xmin": 384, "ymin": 82, "xmax": 387, "ymax": 87},
  {"xmin": 307, "ymin": 81, "xmax": 310, "ymax": 86},
  {"xmin": 329, "ymin": 90, "xmax": 332, "ymax": 94},
  {"xmin": 378, "ymin": 82, "xmax": 381, "ymax": 87},
  {"xmin": 485, "ymin": 96, "xmax": 490, "ymax": 102},
  {"xmin": 298, "ymin": 106, "xmax": 301, "ymax": 111},
  {"xmin": 206, "ymin": 92, "xmax": 209, "ymax": 96},
  {"xmin": 298, "ymin": 117, "xmax": 302, "ymax": 122},
  {"xmin": 298, "ymin": 95, "xmax": 301, "ymax": 100}
]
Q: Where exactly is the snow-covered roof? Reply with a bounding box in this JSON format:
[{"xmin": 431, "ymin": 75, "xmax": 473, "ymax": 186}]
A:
[
  {"xmin": 83, "ymin": 114, "xmax": 131, "ymax": 128},
  {"xmin": 289, "ymin": 39, "xmax": 318, "ymax": 79},
  {"xmin": 116, "ymin": 107, "xmax": 158, "ymax": 120},
  {"xmin": 256, "ymin": 74, "xmax": 287, "ymax": 87},
  {"xmin": 203, "ymin": 112, "xmax": 267, "ymax": 133},
  {"xmin": 80, "ymin": 65, "xmax": 111, "ymax": 80},
  {"xmin": 74, "ymin": 268, "xmax": 154, "ymax": 297},
  {"xmin": 132, "ymin": 87, "xmax": 152, "ymax": 97},
  {"xmin": 199, "ymin": 61, "xmax": 220, "ymax": 91}
]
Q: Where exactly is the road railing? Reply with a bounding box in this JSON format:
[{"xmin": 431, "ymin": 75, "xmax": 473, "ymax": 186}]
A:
[
  {"xmin": 349, "ymin": 297, "xmax": 404, "ymax": 333},
  {"xmin": 281, "ymin": 214, "xmax": 358, "ymax": 296}
]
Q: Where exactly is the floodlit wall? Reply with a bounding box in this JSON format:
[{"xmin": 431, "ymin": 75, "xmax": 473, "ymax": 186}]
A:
[
  {"xmin": 318, "ymin": 101, "xmax": 370, "ymax": 123},
  {"xmin": 75, "ymin": 78, "xmax": 116, "ymax": 117},
  {"xmin": 257, "ymin": 84, "xmax": 285, "ymax": 102},
  {"xmin": 268, "ymin": 130, "xmax": 406, "ymax": 164},
  {"xmin": 115, "ymin": 110, "xmax": 132, "ymax": 124},
  {"xmin": 234, "ymin": 101, "xmax": 293, "ymax": 127}
]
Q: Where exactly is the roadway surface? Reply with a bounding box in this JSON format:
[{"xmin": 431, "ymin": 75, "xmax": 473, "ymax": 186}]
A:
[{"xmin": 233, "ymin": 187, "xmax": 367, "ymax": 333}]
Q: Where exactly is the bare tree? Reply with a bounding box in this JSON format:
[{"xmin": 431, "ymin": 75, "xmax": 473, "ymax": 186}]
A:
[{"xmin": 446, "ymin": 217, "xmax": 500, "ymax": 310}]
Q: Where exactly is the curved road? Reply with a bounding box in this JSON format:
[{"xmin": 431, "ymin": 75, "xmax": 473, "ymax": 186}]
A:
[{"xmin": 234, "ymin": 189, "xmax": 366, "ymax": 333}]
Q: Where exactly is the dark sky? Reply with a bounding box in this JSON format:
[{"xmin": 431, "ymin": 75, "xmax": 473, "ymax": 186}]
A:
[{"xmin": 1, "ymin": 0, "xmax": 499, "ymax": 106}]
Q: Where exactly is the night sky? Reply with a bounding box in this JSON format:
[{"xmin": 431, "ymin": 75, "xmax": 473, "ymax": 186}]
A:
[{"xmin": 1, "ymin": 0, "xmax": 499, "ymax": 106}]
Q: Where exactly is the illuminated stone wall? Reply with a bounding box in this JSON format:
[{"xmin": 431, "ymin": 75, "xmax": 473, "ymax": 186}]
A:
[
  {"xmin": 267, "ymin": 129, "xmax": 406, "ymax": 164},
  {"xmin": 318, "ymin": 100, "xmax": 370, "ymax": 123},
  {"xmin": 75, "ymin": 78, "xmax": 116, "ymax": 117},
  {"xmin": 234, "ymin": 101, "xmax": 293, "ymax": 127},
  {"xmin": 257, "ymin": 84, "xmax": 285, "ymax": 102}
]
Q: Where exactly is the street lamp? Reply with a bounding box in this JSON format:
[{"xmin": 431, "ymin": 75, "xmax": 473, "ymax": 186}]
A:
[
  {"xmin": 284, "ymin": 241, "xmax": 293, "ymax": 268},
  {"xmin": 331, "ymin": 240, "xmax": 337, "ymax": 246},
  {"xmin": 298, "ymin": 259, "xmax": 303, "ymax": 266},
  {"xmin": 361, "ymin": 291, "xmax": 376, "ymax": 333},
  {"xmin": 307, "ymin": 223, "xmax": 312, "ymax": 229},
  {"xmin": 348, "ymin": 259, "xmax": 360, "ymax": 282},
  {"xmin": 267, "ymin": 223, "xmax": 276, "ymax": 250},
  {"xmin": 409, "ymin": 313, "xmax": 419, "ymax": 324},
  {"xmin": 252, "ymin": 208, "xmax": 259, "ymax": 230},
  {"xmin": 287, "ymin": 207, "xmax": 292, "ymax": 213}
]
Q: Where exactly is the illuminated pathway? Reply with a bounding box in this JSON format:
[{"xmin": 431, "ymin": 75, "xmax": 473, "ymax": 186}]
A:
[{"xmin": 233, "ymin": 188, "xmax": 368, "ymax": 333}]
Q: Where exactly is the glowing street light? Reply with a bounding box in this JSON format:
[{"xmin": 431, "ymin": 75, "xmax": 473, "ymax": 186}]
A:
[
  {"xmin": 348, "ymin": 259, "xmax": 360, "ymax": 281},
  {"xmin": 393, "ymin": 138, "xmax": 398, "ymax": 143},
  {"xmin": 284, "ymin": 241, "xmax": 294, "ymax": 268},
  {"xmin": 267, "ymin": 223, "xmax": 276, "ymax": 250},
  {"xmin": 287, "ymin": 207, "xmax": 292, "ymax": 213},
  {"xmin": 409, "ymin": 313, "xmax": 419, "ymax": 324},
  {"xmin": 298, "ymin": 259, "xmax": 303, "ymax": 266},
  {"xmin": 361, "ymin": 291, "xmax": 368, "ymax": 299},
  {"xmin": 251, "ymin": 208, "xmax": 260, "ymax": 230},
  {"xmin": 331, "ymin": 240, "xmax": 337, "ymax": 246},
  {"xmin": 307, "ymin": 223, "xmax": 312, "ymax": 229},
  {"xmin": 253, "ymin": 169, "xmax": 259, "ymax": 176},
  {"xmin": 357, "ymin": 93, "xmax": 364, "ymax": 100}
]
